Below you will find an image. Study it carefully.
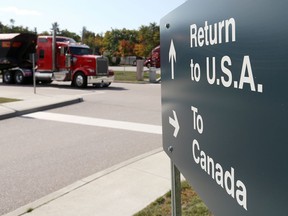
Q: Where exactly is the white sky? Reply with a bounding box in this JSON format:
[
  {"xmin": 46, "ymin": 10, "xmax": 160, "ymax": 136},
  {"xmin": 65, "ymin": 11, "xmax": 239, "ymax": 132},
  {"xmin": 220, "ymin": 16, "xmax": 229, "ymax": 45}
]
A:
[{"xmin": 0, "ymin": 0, "xmax": 186, "ymax": 35}]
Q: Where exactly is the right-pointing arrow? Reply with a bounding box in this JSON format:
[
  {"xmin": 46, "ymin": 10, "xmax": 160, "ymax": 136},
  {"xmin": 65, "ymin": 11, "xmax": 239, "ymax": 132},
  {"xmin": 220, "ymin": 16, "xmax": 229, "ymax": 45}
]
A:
[{"xmin": 169, "ymin": 110, "xmax": 180, "ymax": 138}]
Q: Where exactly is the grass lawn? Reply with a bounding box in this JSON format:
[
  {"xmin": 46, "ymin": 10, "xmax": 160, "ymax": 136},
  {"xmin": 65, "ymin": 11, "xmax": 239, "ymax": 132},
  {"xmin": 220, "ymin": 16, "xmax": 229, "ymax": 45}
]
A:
[
  {"xmin": 0, "ymin": 97, "xmax": 21, "ymax": 104},
  {"xmin": 114, "ymin": 71, "xmax": 160, "ymax": 83},
  {"xmin": 134, "ymin": 181, "xmax": 212, "ymax": 216}
]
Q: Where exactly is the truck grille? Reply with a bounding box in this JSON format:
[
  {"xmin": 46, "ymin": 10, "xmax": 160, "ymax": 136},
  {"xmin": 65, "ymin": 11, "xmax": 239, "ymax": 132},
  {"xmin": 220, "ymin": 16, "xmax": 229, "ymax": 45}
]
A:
[{"xmin": 96, "ymin": 57, "xmax": 108, "ymax": 76}]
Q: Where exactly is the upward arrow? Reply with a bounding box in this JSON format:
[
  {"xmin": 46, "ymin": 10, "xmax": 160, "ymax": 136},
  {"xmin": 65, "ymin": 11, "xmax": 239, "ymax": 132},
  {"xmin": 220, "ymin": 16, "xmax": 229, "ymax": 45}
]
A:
[{"xmin": 169, "ymin": 40, "xmax": 176, "ymax": 80}]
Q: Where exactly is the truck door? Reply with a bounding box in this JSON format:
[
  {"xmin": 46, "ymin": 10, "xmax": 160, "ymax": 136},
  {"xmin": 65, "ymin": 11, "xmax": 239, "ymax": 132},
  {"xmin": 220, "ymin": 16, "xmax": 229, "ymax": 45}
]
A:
[
  {"xmin": 56, "ymin": 45, "xmax": 68, "ymax": 70},
  {"xmin": 37, "ymin": 37, "xmax": 53, "ymax": 71}
]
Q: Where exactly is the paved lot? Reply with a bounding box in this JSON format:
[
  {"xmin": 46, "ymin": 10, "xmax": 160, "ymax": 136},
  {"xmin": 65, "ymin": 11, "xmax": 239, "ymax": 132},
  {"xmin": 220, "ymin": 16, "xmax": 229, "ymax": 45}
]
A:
[{"xmin": 0, "ymin": 82, "xmax": 167, "ymax": 216}]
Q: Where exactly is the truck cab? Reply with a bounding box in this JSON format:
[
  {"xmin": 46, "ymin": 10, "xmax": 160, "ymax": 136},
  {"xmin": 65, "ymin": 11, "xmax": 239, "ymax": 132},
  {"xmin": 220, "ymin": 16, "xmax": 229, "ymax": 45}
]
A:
[
  {"xmin": 144, "ymin": 45, "xmax": 160, "ymax": 68},
  {"xmin": 0, "ymin": 33, "xmax": 114, "ymax": 88},
  {"xmin": 36, "ymin": 35, "xmax": 114, "ymax": 87}
]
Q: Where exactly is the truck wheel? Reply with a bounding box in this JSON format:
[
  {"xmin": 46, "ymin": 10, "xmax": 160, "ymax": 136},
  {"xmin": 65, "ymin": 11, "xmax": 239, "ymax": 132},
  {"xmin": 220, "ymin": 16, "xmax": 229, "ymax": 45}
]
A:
[
  {"xmin": 73, "ymin": 72, "xmax": 87, "ymax": 88},
  {"xmin": 3, "ymin": 70, "xmax": 14, "ymax": 84},
  {"xmin": 15, "ymin": 70, "xmax": 25, "ymax": 84},
  {"xmin": 103, "ymin": 83, "xmax": 111, "ymax": 87},
  {"xmin": 93, "ymin": 83, "xmax": 102, "ymax": 88}
]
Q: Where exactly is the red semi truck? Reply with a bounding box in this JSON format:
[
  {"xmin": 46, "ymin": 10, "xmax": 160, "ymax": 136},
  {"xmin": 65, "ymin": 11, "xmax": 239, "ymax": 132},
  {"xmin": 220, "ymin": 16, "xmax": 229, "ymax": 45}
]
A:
[
  {"xmin": 144, "ymin": 45, "xmax": 160, "ymax": 68},
  {"xmin": 0, "ymin": 32, "xmax": 114, "ymax": 88}
]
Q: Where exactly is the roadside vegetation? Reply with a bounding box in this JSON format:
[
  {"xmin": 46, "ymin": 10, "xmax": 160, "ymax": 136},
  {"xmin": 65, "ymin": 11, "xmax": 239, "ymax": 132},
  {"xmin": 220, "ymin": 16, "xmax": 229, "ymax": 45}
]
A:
[
  {"xmin": 0, "ymin": 20, "xmax": 159, "ymax": 61},
  {"xmin": 0, "ymin": 97, "xmax": 20, "ymax": 103},
  {"xmin": 114, "ymin": 71, "xmax": 160, "ymax": 83},
  {"xmin": 134, "ymin": 181, "xmax": 212, "ymax": 216}
]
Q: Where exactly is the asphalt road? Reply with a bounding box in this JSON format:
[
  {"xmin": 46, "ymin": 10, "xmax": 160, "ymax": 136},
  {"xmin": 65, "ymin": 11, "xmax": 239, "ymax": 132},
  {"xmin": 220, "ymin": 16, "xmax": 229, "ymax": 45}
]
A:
[{"xmin": 0, "ymin": 82, "xmax": 162, "ymax": 215}]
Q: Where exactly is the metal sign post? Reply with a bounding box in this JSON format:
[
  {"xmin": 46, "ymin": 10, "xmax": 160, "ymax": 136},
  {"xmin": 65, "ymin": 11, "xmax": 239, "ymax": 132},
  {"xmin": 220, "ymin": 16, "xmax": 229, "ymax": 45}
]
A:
[
  {"xmin": 171, "ymin": 161, "xmax": 181, "ymax": 216},
  {"xmin": 32, "ymin": 53, "xmax": 36, "ymax": 94}
]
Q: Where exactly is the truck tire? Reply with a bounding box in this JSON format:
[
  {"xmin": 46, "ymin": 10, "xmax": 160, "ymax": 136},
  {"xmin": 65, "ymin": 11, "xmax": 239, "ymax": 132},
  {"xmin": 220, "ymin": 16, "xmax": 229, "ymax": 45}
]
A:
[
  {"xmin": 3, "ymin": 70, "xmax": 14, "ymax": 84},
  {"xmin": 93, "ymin": 82, "xmax": 111, "ymax": 88},
  {"xmin": 15, "ymin": 70, "xmax": 25, "ymax": 84},
  {"xmin": 146, "ymin": 62, "xmax": 151, "ymax": 68},
  {"xmin": 103, "ymin": 82, "xmax": 111, "ymax": 87},
  {"xmin": 73, "ymin": 72, "xmax": 87, "ymax": 88}
]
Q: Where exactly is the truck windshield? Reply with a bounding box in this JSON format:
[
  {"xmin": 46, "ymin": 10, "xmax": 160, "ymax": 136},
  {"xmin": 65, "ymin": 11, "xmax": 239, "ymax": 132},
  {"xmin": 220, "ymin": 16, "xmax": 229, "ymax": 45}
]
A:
[{"xmin": 69, "ymin": 47, "xmax": 92, "ymax": 55}]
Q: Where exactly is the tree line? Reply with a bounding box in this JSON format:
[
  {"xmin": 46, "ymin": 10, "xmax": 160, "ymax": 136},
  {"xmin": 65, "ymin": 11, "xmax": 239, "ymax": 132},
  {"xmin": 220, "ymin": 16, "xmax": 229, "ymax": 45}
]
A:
[{"xmin": 0, "ymin": 20, "xmax": 160, "ymax": 61}]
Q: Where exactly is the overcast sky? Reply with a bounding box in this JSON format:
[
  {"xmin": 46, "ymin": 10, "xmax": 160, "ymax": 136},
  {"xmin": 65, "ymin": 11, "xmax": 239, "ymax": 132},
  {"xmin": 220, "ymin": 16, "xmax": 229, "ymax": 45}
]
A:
[{"xmin": 0, "ymin": 0, "xmax": 186, "ymax": 35}]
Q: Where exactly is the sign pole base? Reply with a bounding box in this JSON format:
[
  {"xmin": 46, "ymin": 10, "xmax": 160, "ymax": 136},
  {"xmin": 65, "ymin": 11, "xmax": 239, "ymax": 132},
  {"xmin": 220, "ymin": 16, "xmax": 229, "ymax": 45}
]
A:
[{"xmin": 171, "ymin": 160, "xmax": 181, "ymax": 216}]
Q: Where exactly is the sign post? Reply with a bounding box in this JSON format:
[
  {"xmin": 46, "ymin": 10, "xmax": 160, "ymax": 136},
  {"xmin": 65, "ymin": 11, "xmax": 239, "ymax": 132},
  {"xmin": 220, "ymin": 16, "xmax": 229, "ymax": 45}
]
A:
[
  {"xmin": 171, "ymin": 161, "xmax": 181, "ymax": 216},
  {"xmin": 161, "ymin": 1, "xmax": 288, "ymax": 215},
  {"xmin": 32, "ymin": 53, "xmax": 36, "ymax": 94}
]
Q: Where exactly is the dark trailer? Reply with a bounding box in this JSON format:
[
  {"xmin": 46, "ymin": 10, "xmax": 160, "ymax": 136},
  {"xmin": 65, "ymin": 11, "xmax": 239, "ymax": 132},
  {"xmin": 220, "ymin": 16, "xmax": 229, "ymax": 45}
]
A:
[{"xmin": 0, "ymin": 33, "xmax": 37, "ymax": 83}]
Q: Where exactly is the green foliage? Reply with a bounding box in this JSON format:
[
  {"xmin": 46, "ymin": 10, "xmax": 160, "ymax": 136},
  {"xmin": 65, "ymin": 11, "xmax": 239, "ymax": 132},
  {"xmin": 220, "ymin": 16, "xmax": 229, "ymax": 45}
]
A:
[
  {"xmin": 114, "ymin": 71, "xmax": 160, "ymax": 83},
  {"xmin": 0, "ymin": 97, "xmax": 21, "ymax": 104},
  {"xmin": 0, "ymin": 20, "xmax": 160, "ymax": 61},
  {"xmin": 101, "ymin": 23, "xmax": 159, "ymax": 59},
  {"xmin": 61, "ymin": 29, "xmax": 81, "ymax": 42},
  {"xmin": 106, "ymin": 55, "xmax": 121, "ymax": 66},
  {"xmin": 0, "ymin": 21, "xmax": 35, "ymax": 34},
  {"xmin": 26, "ymin": 208, "xmax": 34, "ymax": 213},
  {"xmin": 136, "ymin": 22, "xmax": 160, "ymax": 57},
  {"xmin": 51, "ymin": 22, "xmax": 60, "ymax": 34},
  {"xmin": 102, "ymin": 28, "xmax": 138, "ymax": 57},
  {"xmin": 134, "ymin": 181, "xmax": 212, "ymax": 216},
  {"xmin": 82, "ymin": 26, "xmax": 97, "ymax": 47}
]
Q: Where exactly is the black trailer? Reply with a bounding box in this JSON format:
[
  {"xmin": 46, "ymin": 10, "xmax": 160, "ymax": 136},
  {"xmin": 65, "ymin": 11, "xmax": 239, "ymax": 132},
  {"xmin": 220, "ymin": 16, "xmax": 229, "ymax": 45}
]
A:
[{"xmin": 0, "ymin": 33, "xmax": 37, "ymax": 84}]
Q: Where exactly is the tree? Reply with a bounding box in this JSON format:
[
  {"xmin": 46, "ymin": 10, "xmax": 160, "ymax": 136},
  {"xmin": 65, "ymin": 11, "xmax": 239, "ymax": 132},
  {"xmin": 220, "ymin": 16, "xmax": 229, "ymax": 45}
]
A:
[
  {"xmin": 0, "ymin": 19, "xmax": 160, "ymax": 60},
  {"xmin": 135, "ymin": 22, "xmax": 160, "ymax": 57},
  {"xmin": 10, "ymin": 19, "xmax": 15, "ymax": 28},
  {"xmin": 102, "ymin": 28, "xmax": 138, "ymax": 57},
  {"xmin": 81, "ymin": 26, "xmax": 87, "ymax": 43},
  {"xmin": 0, "ymin": 20, "xmax": 35, "ymax": 34},
  {"xmin": 94, "ymin": 33, "xmax": 104, "ymax": 54},
  {"xmin": 117, "ymin": 29, "xmax": 137, "ymax": 57},
  {"xmin": 61, "ymin": 29, "xmax": 81, "ymax": 42},
  {"xmin": 51, "ymin": 22, "xmax": 60, "ymax": 34},
  {"xmin": 81, "ymin": 27, "xmax": 99, "ymax": 53},
  {"xmin": 39, "ymin": 31, "xmax": 50, "ymax": 35},
  {"xmin": 0, "ymin": 21, "xmax": 10, "ymax": 33},
  {"xmin": 118, "ymin": 39, "xmax": 134, "ymax": 57}
]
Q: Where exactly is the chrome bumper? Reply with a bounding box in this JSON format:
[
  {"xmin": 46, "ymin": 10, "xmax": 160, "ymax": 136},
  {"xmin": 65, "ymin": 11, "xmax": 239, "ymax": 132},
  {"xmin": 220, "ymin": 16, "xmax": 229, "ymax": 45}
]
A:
[{"xmin": 87, "ymin": 75, "xmax": 114, "ymax": 84}]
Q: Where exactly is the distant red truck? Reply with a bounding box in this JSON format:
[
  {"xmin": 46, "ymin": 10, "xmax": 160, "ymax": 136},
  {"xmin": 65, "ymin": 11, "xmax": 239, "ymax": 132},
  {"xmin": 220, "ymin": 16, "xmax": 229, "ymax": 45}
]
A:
[
  {"xmin": 144, "ymin": 45, "xmax": 160, "ymax": 68},
  {"xmin": 0, "ymin": 32, "xmax": 114, "ymax": 88}
]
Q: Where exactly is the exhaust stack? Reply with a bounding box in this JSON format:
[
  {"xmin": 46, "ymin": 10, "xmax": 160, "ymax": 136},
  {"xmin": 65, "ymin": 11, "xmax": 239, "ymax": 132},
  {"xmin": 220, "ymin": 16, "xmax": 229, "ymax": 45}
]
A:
[{"xmin": 52, "ymin": 27, "xmax": 56, "ymax": 71}]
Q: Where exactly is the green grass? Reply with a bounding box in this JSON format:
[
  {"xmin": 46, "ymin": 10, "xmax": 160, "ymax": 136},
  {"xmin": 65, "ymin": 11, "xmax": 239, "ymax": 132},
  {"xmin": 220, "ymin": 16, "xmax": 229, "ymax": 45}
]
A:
[
  {"xmin": 26, "ymin": 208, "xmax": 34, "ymax": 213},
  {"xmin": 133, "ymin": 181, "xmax": 212, "ymax": 216},
  {"xmin": 114, "ymin": 71, "xmax": 160, "ymax": 83},
  {"xmin": 0, "ymin": 97, "xmax": 21, "ymax": 104}
]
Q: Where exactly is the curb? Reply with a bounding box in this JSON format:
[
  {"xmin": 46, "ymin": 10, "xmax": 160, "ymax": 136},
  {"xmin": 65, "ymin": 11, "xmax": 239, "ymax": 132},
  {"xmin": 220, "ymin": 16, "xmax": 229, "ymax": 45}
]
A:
[
  {"xmin": 3, "ymin": 148, "xmax": 163, "ymax": 216},
  {"xmin": 0, "ymin": 97, "xmax": 83, "ymax": 121}
]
